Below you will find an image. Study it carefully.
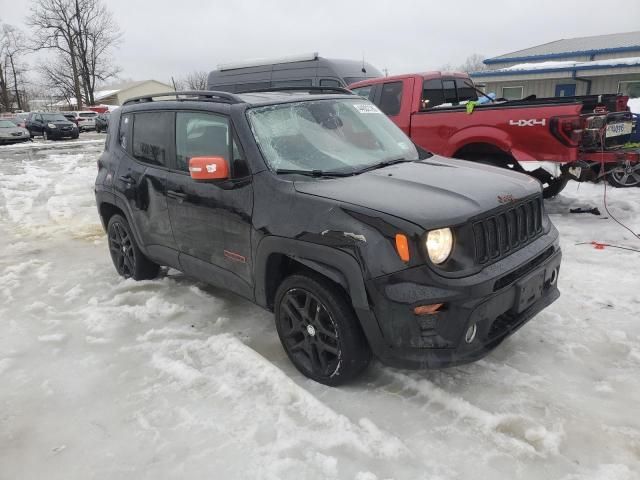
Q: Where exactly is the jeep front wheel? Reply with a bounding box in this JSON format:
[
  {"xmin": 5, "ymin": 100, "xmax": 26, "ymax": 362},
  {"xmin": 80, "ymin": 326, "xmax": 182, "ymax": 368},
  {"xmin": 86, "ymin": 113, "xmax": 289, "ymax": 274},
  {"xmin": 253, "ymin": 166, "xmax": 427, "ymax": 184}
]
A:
[{"xmin": 274, "ymin": 274, "xmax": 371, "ymax": 386}]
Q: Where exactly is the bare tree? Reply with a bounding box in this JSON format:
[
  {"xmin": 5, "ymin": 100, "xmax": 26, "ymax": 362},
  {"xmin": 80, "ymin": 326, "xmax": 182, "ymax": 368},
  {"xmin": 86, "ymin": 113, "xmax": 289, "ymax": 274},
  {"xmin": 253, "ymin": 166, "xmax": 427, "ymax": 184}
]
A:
[
  {"xmin": 28, "ymin": 0, "xmax": 120, "ymax": 108},
  {"xmin": 28, "ymin": 0, "xmax": 84, "ymax": 108},
  {"xmin": 72, "ymin": 0, "xmax": 121, "ymax": 105},
  {"xmin": 176, "ymin": 71, "xmax": 209, "ymax": 91},
  {"xmin": 458, "ymin": 54, "xmax": 487, "ymax": 73},
  {"xmin": 1, "ymin": 24, "xmax": 29, "ymax": 110}
]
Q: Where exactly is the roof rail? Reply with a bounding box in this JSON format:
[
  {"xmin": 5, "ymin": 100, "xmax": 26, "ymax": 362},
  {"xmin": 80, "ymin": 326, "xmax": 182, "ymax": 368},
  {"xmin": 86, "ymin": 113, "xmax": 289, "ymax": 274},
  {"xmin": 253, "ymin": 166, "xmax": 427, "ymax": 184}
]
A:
[
  {"xmin": 237, "ymin": 86, "xmax": 354, "ymax": 95},
  {"xmin": 217, "ymin": 52, "xmax": 319, "ymax": 71},
  {"xmin": 123, "ymin": 90, "xmax": 244, "ymax": 106}
]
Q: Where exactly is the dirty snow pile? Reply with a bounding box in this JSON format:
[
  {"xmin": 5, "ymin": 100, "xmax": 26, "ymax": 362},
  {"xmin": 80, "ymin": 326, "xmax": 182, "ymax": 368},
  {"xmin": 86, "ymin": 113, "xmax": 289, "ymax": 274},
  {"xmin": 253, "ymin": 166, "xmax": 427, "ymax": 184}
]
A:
[{"xmin": 0, "ymin": 138, "xmax": 639, "ymax": 480}]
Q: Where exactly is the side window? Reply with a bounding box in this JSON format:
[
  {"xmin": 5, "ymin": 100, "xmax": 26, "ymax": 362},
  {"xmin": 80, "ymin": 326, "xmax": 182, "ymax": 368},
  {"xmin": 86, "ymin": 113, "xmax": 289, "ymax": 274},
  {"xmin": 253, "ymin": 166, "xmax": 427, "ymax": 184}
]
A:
[
  {"xmin": 320, "ymin": 79, "xmax": 342, "ymax": 88},
  {"xmin": 421, "ymin": 79, "xmax": 445, "ymax": 110},
  {"xmin": 443, "ymin": 79, "xmax": 458, "ymax": 104},
  {"xmin": 176, "ymin": 112, "xmax": 229, "ymax": 173},
  {"xmin": 132, "ymin": 111, "xmax": 173, "ymax": 167},
  {"xmin": 378, "ymin": 81, "xmax": 403, "ymax": 116},
  {"xmin": 119, "ymin": 114, "xmax": 131, "ymax": 150},
  {"xmin": 455, "ymin": 78, "xmax": 477, "ymax": 103},
  {"xmin": 272, "ymin": 79, "xmax": 313, "ymax": 88},
  {"xmin": 351, "ymin": 85, "xmax": 374, "ymax": 100}
]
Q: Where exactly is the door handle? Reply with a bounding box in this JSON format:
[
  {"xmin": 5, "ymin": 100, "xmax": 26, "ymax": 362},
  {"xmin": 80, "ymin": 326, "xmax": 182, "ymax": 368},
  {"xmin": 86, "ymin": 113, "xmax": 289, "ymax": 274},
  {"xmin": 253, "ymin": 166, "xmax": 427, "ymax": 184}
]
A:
[
  {"xmin": 167, "ymin": 189, "xmax": 187, "ymax": 200},
  {"xmin": 119, "ymin": 175, "xmax": 136, "ymax": 185}
]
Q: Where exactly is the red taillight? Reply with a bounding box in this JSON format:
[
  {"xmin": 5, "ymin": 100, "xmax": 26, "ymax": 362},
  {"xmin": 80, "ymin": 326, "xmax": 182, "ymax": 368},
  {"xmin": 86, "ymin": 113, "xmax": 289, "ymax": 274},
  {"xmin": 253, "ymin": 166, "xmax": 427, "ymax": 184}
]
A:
[{"xmin": 550, "ymin": 115, "xmax": 583, "ymax": 147}]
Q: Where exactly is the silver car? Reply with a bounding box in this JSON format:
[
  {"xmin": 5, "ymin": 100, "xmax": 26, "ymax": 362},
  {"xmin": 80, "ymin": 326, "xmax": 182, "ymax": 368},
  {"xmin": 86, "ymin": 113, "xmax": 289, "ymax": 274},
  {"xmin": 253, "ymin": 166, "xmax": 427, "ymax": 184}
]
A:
[{"xmin": 0, "ymin": 119, "xmax": 31, "ymax": 144}]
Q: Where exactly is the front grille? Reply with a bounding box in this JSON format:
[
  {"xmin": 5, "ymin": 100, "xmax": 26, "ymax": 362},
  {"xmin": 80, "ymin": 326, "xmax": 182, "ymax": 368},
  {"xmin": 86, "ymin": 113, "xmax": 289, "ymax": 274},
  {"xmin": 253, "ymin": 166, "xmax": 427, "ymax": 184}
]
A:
[
  {"xmin": 11, "ymin": 132, "xmax": 22, "ymax": 136},
  {"xmin": 473, "ymin": 195, "xmax": 543, "ymax": 264}
]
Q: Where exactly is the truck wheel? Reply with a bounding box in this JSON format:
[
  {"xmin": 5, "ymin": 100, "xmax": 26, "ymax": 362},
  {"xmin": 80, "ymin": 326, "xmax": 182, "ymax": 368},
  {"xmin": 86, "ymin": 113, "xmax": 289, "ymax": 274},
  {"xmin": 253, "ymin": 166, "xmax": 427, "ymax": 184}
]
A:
[
  {"xmin": 274, "ymin": 274, "xmax": 371, "ymax": 386},
  {"xmin": 107, "ymin": 214, "xmax": 160, "ymax": 280},
  {"xmin": 607, "ymin": 163, "xmax": 640, "ymax": 188}
]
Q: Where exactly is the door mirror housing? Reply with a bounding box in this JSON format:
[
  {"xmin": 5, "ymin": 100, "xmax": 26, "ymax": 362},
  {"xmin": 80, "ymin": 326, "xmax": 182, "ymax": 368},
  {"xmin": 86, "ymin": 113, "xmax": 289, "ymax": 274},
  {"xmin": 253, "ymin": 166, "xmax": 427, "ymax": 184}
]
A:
[{"xmin": 189, "ymin": 156, "xmax": 229, "ymax": 181}]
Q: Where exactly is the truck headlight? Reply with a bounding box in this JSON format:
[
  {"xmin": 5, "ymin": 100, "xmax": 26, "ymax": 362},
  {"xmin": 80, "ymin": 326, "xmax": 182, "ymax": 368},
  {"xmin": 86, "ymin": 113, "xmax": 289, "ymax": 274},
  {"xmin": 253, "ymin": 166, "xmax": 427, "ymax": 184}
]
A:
[
  {"xmin": 426, "ymin": 228, "xmax": 453, "ymax": 264},
  {"xmin": 47, "ymin": 123, "xmax": 56, "ymax": 129}
]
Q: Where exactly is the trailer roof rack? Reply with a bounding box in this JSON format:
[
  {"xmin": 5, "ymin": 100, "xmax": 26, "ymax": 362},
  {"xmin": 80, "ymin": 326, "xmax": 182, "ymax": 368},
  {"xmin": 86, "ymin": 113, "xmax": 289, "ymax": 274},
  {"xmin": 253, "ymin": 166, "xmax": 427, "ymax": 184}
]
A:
[
  {"xmin": 238, "ymin": 86, "xmax": 354, "ymax": 95},
  {"xmin": 123, "ymin": 90, "xmax": 244, "ymax": 106}
]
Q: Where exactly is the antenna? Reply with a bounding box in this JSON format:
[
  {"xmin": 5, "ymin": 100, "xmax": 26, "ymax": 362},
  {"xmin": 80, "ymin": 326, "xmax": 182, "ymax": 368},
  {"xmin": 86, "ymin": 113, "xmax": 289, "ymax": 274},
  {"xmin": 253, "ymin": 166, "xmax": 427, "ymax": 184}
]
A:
[{"xmin": 361, "ymin": 53, "xmax": 367, "ymax": 74}]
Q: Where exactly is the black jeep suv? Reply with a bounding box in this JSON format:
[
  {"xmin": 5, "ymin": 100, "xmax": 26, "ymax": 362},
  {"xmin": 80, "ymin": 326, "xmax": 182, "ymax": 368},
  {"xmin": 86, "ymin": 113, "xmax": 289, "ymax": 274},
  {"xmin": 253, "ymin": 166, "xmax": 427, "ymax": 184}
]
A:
[{"xmin": 95, "ymin": 88, "xmax": 561, "ymax": 385}]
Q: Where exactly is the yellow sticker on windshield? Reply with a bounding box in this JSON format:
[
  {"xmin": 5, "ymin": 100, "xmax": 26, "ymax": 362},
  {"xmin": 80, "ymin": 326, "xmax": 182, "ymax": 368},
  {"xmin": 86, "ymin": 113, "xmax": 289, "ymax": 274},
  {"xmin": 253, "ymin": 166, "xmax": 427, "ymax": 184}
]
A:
[{"xmin": 353, "ymin": 104, "xmax": 382, "ymax": 114}]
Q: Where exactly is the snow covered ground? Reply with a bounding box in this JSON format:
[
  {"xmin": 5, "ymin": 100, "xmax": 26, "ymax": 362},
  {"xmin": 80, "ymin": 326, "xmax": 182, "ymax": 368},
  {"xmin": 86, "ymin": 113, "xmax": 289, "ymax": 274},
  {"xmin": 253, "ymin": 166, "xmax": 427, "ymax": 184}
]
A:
[{"xmin": 1, "ymin": 137, "xmax": 639, "ymax": 480}]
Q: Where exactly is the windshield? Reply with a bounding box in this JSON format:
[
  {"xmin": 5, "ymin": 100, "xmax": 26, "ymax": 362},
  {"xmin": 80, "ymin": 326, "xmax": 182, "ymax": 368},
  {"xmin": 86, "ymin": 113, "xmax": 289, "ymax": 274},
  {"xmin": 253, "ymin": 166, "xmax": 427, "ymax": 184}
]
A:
[
  {"xmin": 0, "ymin": 120, "xmax": 17, "ymax": 128},
  {"xmin": 42, "ymin": 114, "xmax": 68, "ymax": 122},
  {"xmin": 247, "ymin": 99, "xmax": 419, "ymax": 174}
]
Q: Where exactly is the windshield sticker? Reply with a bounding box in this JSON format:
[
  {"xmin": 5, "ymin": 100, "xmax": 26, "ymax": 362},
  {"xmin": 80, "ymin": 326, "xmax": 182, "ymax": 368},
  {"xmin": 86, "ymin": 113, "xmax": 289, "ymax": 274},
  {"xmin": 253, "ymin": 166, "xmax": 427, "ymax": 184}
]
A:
[{"xmin": 353, "ymin": 104, "xmax": 382, "ymax": 114}]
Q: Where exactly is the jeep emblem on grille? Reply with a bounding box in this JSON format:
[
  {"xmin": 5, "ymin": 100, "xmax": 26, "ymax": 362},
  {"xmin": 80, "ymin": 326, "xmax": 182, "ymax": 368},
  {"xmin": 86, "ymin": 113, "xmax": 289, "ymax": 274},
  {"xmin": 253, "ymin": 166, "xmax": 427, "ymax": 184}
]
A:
[{"xmin": 498, "ymin": 194, "xmax": 515, "ymax": 204}]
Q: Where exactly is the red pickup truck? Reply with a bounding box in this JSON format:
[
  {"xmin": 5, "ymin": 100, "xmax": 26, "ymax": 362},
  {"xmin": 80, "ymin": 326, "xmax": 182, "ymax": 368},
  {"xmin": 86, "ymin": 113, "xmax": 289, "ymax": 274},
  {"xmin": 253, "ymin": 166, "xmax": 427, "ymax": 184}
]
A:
[{"xmin": 349, "ymin": 72, "xmax": 639, "ymax": 195}]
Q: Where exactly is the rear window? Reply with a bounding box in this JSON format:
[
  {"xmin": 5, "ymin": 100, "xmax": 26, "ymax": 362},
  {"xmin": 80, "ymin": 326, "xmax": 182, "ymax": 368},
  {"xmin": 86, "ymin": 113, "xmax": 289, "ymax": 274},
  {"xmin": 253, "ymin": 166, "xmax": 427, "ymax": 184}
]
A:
[
  {"xmin": 132, "ymin": 112, "xmax": 174, "ymax": 167},
  {"xmin": 455, "ymin": 78, "xmax": 477, "ymax": 103},
  {"xmin": 443, "ymin": 80, "xmax": 457, "ymax": 104},
  {"xmin": 351, "ymin": 85, "xmax": 374, "ymax": 101},
  {"xmin": 422, "ymin": 79, "xmax": 445, "ymax": 110},
  {"xmin": 378, "ymin": 82, "xmax": 403, "ymax": 116}
]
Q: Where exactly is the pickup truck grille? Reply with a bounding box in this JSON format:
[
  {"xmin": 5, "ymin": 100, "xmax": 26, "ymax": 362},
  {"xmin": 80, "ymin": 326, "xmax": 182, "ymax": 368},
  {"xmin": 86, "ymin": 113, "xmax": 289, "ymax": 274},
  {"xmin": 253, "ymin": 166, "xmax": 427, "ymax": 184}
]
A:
[{"xmin": 473, "ymin": 195, "xmax": 543, "ymax": 264}]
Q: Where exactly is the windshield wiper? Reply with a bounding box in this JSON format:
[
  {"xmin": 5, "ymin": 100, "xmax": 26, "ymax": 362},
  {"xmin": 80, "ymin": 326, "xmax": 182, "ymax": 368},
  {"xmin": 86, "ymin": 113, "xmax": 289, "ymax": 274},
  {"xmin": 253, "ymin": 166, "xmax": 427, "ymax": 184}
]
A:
[
  {"xmin": 351, "ymin": 158, "xmax": 412, "ymax": 175},
  {"xmin": 275, "ymin": 169, "xmax": 353, "ymax": 177}
]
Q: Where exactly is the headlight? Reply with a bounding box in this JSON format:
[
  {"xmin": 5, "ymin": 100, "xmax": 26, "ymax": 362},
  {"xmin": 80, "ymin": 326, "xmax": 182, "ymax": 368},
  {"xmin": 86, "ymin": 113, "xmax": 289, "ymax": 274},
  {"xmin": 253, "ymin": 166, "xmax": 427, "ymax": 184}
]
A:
[
  {"xmin": 426, "ymin": 228, "xmax": 453, "ymax": 264},
  {"xmin": 47, "ymin": 123, "xmax": 56, "ymax": 129}
]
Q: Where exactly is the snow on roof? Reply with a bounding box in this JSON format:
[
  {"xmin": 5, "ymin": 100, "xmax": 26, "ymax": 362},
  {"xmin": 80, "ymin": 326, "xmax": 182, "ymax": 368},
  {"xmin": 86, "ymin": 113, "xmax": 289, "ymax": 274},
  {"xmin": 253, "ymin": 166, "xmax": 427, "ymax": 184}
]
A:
[
  {"xmin": 501, "ymin": 56, "xmax": 640, "ymax": 72},
  {"xmin": 486, "ymin": 30, "xmax": 640, "ymax": 63},
  {"xmin": 471, "ymin": 56, "xmax": 640, "ymax": 77}
]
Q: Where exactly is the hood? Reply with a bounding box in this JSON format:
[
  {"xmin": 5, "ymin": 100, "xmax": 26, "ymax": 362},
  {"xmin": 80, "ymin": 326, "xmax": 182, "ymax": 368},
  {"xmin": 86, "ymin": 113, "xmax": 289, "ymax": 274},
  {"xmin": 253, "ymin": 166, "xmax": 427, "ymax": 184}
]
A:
[
  {"xmin": 0, "ymin": 126, "xmax": 29, "ymax": 136},
  {"xmin": 293, "ymin": 156, "xmax": 542, "ymax": 229}
]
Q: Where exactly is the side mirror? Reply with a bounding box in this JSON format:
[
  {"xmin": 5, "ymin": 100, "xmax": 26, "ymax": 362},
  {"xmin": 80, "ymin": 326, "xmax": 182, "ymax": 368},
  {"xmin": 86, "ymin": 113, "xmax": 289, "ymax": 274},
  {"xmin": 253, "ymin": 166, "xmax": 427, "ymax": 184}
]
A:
[{"xmin": 189, "ymin": 156, "xmax": 229, "ymax": 181}]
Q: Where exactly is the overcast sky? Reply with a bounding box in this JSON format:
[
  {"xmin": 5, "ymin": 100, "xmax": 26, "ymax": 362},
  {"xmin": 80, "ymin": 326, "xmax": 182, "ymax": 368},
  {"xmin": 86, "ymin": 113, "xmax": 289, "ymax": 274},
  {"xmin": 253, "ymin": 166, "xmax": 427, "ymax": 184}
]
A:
[{"xmin": 2, "ymin": 0, "xmax": 640, "ymax": 86}]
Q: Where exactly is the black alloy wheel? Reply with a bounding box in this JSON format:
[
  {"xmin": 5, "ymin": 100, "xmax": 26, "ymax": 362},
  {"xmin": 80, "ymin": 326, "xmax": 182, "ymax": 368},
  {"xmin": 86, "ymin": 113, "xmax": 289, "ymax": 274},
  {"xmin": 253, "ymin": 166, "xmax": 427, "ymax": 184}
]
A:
[
  {"xmin": 275, "ymin": 274, "xmax": 371, "ymax": 386},
  {"xmin": 108, "ymin": 219, "xmax": 136, "ymax": 277},
  {"xmin": 106, "ymin": 214, "xmax": 160, "ymax": 280},
  {"xmin": 279, "ymin": 288, "xmax": 341, "ymax": 378}
]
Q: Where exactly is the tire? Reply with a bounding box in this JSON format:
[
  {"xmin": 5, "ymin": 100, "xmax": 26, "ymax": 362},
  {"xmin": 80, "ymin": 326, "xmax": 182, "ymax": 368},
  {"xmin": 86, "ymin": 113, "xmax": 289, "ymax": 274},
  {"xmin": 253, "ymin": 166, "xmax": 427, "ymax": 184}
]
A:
[
  {"xmin": 606, "ymin": 163, "xmax": 640, "ymax": 188},
  {"xmin": 274, "ymin": 273, "xmax": 371, "ymax": 386},
  {"xmin": 107, "ymin": 214, "xmax": 160, "ymax": 280},
  {"xmin": 542, "ymin": 176, "xmax": 569, "ymax": 198},
  {"xmin": 72, "ymin": 133, "xmax": 79, "ymax": 139}
]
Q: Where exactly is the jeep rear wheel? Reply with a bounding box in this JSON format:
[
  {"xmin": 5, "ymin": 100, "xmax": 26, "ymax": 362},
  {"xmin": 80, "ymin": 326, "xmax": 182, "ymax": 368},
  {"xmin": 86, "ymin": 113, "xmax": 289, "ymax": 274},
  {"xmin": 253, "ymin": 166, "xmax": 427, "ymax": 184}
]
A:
[
  {"xmin": 275, "ymin": 274, "xmax": 371, "ymax": 386},
  {"xmin": 107, "ymin": 214, "xmax": 160, "ymax": 280}
]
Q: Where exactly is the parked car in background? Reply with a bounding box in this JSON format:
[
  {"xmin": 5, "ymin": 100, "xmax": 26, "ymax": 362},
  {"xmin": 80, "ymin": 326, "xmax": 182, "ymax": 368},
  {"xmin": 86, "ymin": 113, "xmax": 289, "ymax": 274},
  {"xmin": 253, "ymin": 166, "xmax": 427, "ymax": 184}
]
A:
[
  {"xmin": 63, "ymin": 112, "xmax": 78, "ymax": 125},
  {"xmin": 95, "ymin": 112, "xmax": 110, "ymax": 132},
  {"xmin": 68, "ymin": 110, "xmax": 98, "ymax": 131},
  {"xmin": 25, "ymin": 112, "xmax": 79, "ymax": 140},
  {"xmin": 349, "ymin": 72, "xmax": 639, "ymax": 191},
  {"xmin": 0, "ymin": 119, "xmax": 31, "ymax": 144},
  {"xmin": 208, "ymin": 52, "xmax": 382, "ymax": 92},
  {"xmin": 95, "ymin": 88, "xmax": 561, "ymax": 385}
]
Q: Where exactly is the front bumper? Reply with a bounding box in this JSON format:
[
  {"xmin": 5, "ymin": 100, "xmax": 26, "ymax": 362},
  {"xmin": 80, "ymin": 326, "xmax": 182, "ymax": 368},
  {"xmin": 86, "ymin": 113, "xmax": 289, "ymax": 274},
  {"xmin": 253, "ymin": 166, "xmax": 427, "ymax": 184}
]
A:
[
  {"xmin": 359, "ymin": 225, "xmax": 561, "ymax": 369},
  {"xmin": 48, "ymin": 129, "xmax": 78, "ymax": 139}
]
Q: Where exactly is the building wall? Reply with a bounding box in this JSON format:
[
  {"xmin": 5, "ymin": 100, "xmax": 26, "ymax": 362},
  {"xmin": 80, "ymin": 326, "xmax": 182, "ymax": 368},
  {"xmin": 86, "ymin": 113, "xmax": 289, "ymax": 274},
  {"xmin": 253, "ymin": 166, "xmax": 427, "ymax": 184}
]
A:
[
  {"xmin": 482, "ymin": 72, "xmax": 640, "ymax": 99},
  {"xmin": 114, "ymin": 81, "xmax": 172, "ymax": 105}
]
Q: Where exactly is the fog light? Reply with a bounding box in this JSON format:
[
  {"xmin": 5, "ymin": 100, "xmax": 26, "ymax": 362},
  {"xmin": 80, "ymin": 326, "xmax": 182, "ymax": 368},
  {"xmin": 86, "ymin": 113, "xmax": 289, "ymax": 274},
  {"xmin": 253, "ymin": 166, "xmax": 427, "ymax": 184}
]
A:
[
  {"xmin": 464, "ymin": 323, "xmax": 477, "ymax": 344},
  {"xmin": 414, "ymin": 303, "xmax": 444, "ymax": 316}
]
